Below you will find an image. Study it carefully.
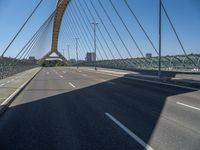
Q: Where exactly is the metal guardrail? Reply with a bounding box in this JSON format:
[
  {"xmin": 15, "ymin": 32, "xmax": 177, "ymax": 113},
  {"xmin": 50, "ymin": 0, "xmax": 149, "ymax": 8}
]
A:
[
  {"xmin": 79, "ymin": 54, "xmax": 200, "ymax": 72},
  {"xmin": 0, "ymin": 57, "xmax": 38, "ymax": 79}
]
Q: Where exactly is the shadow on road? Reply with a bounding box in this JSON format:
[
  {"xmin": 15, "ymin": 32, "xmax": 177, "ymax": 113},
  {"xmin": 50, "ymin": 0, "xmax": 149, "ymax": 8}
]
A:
[{"xmin": 0, "ymin": 76, "xmax": 196, "ymax": 150}]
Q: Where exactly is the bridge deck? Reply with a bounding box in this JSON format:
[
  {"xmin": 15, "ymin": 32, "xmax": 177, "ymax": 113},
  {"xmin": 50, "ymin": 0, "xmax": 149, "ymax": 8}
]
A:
[
  {"xmin": 0, "ymin": 68, "xmax": 41, "ymax": 105},
  {"xmin": 0, "ymin": 67, "xmax": 199, "ymax": 150}
]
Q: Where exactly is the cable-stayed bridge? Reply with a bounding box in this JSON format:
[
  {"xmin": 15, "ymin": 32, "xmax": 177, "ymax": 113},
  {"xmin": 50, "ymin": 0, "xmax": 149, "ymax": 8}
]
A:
[
  {"xmin": 0, "ymin": 0, "xmax": 199, "ymax": 79},
  {"xmin": 0, "ymin": 0, "xmax": 200, "ymax": 150}
]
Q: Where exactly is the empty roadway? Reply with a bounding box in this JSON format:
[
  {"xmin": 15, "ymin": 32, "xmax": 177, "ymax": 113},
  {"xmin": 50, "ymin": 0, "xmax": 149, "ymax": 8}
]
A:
[{"xmin": 0, "ymin": 67, "xmax": 199, "ymax": 150}]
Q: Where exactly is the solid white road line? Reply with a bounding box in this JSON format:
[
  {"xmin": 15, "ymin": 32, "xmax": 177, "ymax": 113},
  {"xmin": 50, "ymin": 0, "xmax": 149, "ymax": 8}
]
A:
[
  {"xmin": 97, "ymin": 73, "xmax": 199, "ymax": 90},
  {"xmin": 0, "ymin": 69, "xmax": 41, "ymax": 106},
  {"xmin": 176, "ymin": 102, "xmax": 200, "ymax": 111},
  {"xmin": 0, "ymin": 83, "xmax": 5, "ymax": 87},
  {"xmin": 81, "ymin": 74, "xmax": 88, "ymax": 77},
  {"xmin": 1, "ymin": 79, "xmax": 30, "ymax": 105},
  {"xmin": 69, "ymin": 82, "xmax": 76, "ymax": 88},
  {"xmin": 93, "ymin": 71, "xmax": 121, "ymax": 77},
  {"xmin": 105, "ymin": 113, "xmax": 154, "ymax": 150},
  {"xmin": 88, "ymin": 69, "xmax": 198, "ymax": 91},
  {"xmin": 98, "ymin": 69, "xmax": 129, "ymax": 75},
  {"xmin": 125, "ymin": 76, "xmax": 199, "ymax": 91}
]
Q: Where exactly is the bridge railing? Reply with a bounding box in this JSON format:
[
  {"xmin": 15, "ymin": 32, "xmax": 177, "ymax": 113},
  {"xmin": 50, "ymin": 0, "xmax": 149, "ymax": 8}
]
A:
[
  {"xmin": 78, "ymin": 54, "xmax": 200, "ymax": 72},
  {"xmin": 0, "ymin": 57, "xmax": 38, "ymax": 79}
]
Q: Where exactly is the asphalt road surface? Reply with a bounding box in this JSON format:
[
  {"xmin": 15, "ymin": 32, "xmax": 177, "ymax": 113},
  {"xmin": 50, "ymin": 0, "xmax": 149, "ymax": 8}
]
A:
[{"xmin": 0, "ymin": 67, "xmax": 200, "ymax": 150}]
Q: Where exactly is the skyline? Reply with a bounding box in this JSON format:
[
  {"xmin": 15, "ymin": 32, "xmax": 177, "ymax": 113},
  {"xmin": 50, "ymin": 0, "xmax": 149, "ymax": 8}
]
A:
[{"xmin": 0, "ymin": 0, "xmax": 199, "ymax": 60}]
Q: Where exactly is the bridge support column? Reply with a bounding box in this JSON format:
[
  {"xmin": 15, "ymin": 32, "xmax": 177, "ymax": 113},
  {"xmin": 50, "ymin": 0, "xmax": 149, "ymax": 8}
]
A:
[
  {"xmin": 38, "ymin": 0, "xmax": 70, "ymax": 65},
  {"xmin": 38, "ymin": 51, "xmax": 67, "ymax": 65}
]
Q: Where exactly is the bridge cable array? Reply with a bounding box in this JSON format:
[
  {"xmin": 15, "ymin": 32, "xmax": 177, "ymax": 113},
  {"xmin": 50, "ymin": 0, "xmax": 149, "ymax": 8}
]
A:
[
  {"xmin": 60, "ymin": 0, "xmax": 199, "ymax": 70},
  {"xmin": 1, "ymin": 0, "xmax": 44, "ymax": 57},
  {"xmin": 0, "ymin": 0, "xmax": 67, "ymax": 78},
  {"xmin": 0, "ymin": 0, "xmax": 199, "ymax": 79}
]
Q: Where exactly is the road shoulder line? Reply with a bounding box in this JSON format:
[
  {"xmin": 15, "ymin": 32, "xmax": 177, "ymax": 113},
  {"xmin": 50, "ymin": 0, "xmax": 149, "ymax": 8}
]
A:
[
  {"xmin": 0, "ymin": 67, "xmax": 42, "ymax": 116},
  {"xmin": 79, "ymin": 68, "xmax": 199, "ymax": 91}
]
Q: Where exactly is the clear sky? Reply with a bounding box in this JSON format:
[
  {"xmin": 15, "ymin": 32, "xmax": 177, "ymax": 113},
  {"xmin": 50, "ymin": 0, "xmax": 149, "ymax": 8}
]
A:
[{"xmin": 0, "ymin": 0, "xmax": 199, "ymax": 60}]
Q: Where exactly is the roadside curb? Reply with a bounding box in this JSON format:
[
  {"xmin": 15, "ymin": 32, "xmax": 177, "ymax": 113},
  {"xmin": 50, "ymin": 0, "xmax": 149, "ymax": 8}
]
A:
[
  {"xmin": 74, "ymin": 67, "xmax": 200, "ymax": 91},
  {"xmin": 124, "ymin": 74, "xmax": 199, "ymax": 91},
  {"xmin": 0, "ymin": 67, "xmax": 42, "ymax": 116}
]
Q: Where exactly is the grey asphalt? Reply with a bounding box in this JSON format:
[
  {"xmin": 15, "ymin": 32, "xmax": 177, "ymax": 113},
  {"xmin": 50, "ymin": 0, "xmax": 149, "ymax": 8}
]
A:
[
  {"xmin": 0, "ymin": 67, "xmax": 200, "ymax": 150},
  {"xmin": 0, "ymin": 68, "xmax": 41, "ymax": 104}
]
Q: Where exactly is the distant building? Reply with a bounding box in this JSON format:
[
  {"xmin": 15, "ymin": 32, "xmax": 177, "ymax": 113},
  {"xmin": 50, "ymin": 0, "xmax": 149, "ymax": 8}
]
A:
[
  {"xmin": 86, "ymin": 52, "xmax": 96, "ymax": 62},
  {"xmin": 29, "ymin": 56, "xmax": 36, "ymax": 61},
  {"xmin": 70, "ymin": 59, "xmax": 76, "ymax": 63},
  {"xmin": 146, "ymin": 53, "xmax": 152, "ymax": 58},
  {"xmin": 28, "ymin": 56, "xmax": 37, "ymax": 63}
]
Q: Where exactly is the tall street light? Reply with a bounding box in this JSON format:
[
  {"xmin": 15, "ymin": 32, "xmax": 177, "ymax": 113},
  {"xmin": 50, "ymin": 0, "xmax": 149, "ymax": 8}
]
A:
[
  {"xmin": 67, "ymin": 44, "xmax": 70, "ymax": 64},
  {"xmin": 75, "ymin": 38, "xmax": 79, "ymax": 69},
  {"xmin": 158, "ymin": 0, "xmax": 162, "ymax": 78},
  {"xmin": 91, "ymin": 21, "xmax": 98, "ymax": 70}
]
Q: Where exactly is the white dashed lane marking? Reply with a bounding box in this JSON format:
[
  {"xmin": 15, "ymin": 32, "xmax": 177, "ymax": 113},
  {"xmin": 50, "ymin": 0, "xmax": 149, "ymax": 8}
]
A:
[
  {"xmin": 0, "ymin": 83, "xmax": 5, "ymax": 87},
  {"xmin": 105, "ymin": 113, "xmax": 154, "ymax": 150},
  {"xmin": 69, "ymin": 82, "xmax": 76, "ymax": 88},
  {"xmin": 176, "ymin": 102, "xmax": 200, "ymax": 111}
]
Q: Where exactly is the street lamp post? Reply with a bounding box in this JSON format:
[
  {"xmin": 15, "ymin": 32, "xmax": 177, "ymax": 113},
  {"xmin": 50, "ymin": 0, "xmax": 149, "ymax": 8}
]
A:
[
  {"xmin": 75, "ymin": 38, "xmax": 79, "ymax": 69},
  {"xmin": 67, "ymin": 44, "xmax": 70, "ymax": 63},
  {"xmin": 91, "ymin": 21, "xmax": 98, "ymax": 70},
  {"xmin": 62, "ymin": 49, "xmax": 65, "ymax": 57},
  {"xmin": 158, "ymin": 0, "xmax": 162, "ymax": 78}
]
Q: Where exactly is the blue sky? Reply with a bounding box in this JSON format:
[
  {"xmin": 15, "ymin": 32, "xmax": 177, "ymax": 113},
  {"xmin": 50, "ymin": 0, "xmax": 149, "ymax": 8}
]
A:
[{"xmin": 0, "ymin": 0, "xmax": 199, "ymax": 60}]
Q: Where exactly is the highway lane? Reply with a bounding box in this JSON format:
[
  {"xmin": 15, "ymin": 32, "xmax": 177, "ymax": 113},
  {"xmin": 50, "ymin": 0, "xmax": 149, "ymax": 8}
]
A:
[
  {"xmin": 0, "ymin": 67, "xmax": 200, "ymax": 150},
  {"xmin": 61, "ymin": 67, "xmax": 200, "ymax": 146}
]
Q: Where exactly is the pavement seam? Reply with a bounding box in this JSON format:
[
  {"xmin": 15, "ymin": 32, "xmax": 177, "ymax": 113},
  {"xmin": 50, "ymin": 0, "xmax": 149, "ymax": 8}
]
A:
[{"xmin": 0, "ymin": 67, "xmax": 42, "ymax": 116}]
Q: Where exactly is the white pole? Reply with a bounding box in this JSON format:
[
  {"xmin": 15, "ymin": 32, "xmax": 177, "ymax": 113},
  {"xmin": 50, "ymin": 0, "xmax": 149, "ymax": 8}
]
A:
[
  {"xmin": 91, "ymin": 21, "xmax": 98, "ymax": 70},
  {"xmin": 75, "ymin": 38, "xmax": 79, "ymax": 69},
  {"xmin": 158, "ymin": 0, "xmax": 162, "ymax": 78}
]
